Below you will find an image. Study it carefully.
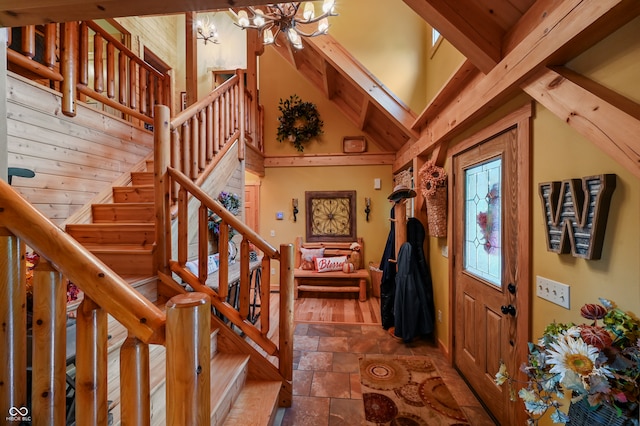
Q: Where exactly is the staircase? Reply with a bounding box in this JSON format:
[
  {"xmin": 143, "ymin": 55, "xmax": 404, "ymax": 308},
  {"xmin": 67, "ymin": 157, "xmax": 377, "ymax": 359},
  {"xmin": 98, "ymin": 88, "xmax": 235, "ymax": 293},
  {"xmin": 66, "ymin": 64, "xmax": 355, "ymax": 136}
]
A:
[
  {"xmin": 63, "ymin": 163, "xmax": 283, "ymax": 425},
  {"xmin": 103, "ymin": 315, "xmax": 281, "ymax": 425},
  {"xmin": 65, "ymin": 163, "xmax": 158, "ymax": 297}
]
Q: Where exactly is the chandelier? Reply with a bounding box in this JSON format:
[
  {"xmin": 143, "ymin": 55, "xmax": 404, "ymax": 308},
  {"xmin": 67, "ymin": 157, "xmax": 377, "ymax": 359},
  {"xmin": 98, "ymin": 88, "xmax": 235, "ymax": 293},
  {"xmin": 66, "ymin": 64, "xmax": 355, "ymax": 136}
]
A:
[
  {"xmin": 196, "ymin": 14, "xmax": 220, "ymax": 45},
  {"xmin": 233, "ymin": 1, "xmax": 337, "ymax": 50}
]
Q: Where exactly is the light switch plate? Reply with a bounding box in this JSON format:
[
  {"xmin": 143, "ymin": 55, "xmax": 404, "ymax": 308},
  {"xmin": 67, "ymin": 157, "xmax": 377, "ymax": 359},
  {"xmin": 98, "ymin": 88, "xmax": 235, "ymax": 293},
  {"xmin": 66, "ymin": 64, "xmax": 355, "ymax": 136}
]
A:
[{"xmin": 536, "ymin": 276, "xmax": 570, "ymax": 309}]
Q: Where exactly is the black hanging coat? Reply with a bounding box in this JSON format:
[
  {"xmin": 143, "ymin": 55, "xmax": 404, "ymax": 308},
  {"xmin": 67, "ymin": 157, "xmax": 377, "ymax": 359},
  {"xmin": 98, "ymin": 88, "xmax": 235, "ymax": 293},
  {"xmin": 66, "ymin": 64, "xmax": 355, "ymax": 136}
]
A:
[
  {"xmin": 379, "ymin": 206, "xmax": 396, "ymax": 330},
  {"xmin": 393, "ymin": 218, "xmax": 435, "ymax": 342}
]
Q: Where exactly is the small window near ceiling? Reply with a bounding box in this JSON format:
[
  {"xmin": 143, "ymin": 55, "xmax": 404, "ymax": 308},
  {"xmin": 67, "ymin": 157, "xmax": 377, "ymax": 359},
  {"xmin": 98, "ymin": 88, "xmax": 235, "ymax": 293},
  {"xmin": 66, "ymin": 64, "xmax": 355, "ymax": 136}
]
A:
[{"xmin": 430, "ymin": 27, "xmax": 443, "ymax": 58}]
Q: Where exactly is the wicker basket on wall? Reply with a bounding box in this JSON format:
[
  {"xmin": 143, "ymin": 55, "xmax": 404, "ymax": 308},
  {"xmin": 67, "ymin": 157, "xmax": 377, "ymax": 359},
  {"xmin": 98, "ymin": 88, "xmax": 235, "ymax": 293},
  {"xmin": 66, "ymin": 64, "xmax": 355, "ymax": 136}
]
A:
[{"xmin": 419, "ymin": 161, "xmax": 448, "ymax": 238}]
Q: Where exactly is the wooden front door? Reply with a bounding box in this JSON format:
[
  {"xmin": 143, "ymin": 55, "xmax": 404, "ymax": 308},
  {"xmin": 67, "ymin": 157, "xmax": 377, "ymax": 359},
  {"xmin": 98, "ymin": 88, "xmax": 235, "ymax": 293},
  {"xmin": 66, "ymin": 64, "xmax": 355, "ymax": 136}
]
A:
[{"xmin": 451, "ymin": 111, "xmax": 531, "ymax": 425}]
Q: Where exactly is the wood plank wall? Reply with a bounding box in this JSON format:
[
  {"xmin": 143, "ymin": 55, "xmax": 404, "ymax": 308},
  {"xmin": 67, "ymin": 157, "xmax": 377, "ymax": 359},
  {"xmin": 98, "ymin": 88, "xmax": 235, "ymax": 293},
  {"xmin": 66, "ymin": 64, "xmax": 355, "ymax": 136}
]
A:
[
  {"xmin": 7, "ymin": 73, "xmax": 153, "ymax": 226},
  {"xmin": 116, "ymin": 15, "xmax": 179, "ymax": 71}
]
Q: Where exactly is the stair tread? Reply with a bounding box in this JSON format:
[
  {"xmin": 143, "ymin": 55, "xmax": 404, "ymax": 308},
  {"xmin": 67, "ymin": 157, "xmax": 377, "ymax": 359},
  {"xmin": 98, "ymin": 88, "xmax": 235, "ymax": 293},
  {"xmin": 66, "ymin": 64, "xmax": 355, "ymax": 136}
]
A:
[
  {"xmin": 81, "ymin": 244, "xmax": 155, "ymax": 254},
  {"xmin": 223, "ymin": 380, "xmax": 282, "ymax": 426},
  {"xmin": 210, "ymin": 353, "xmax": 251, "ymax": 423},
  {"xmin": 68, "ymin": 223, "xmax": 155, "ymax": 229}
]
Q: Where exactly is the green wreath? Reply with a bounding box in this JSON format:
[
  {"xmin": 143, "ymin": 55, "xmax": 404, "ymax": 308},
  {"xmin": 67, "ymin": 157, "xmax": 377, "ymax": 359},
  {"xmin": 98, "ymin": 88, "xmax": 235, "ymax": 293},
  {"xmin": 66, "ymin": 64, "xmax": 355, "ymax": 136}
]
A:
[{"xmin": 276, "ymin": 95, "xmax": 323, "ymax": 152}]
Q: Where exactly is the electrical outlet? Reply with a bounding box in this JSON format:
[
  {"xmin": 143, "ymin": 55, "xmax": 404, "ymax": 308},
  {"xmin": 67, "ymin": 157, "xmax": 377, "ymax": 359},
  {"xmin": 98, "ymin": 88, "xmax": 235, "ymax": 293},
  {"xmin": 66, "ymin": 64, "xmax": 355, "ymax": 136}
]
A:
[
  {"xmin": 271, "ymin": 268, "xmax": 276, "ymax": 275},
  {"xmin": 437, "ymin": 310, "xmax": 442, "ymax": 323},
  {"xmin": 536, "ymin": 276, "xmax": 570, "ymax": 309}
]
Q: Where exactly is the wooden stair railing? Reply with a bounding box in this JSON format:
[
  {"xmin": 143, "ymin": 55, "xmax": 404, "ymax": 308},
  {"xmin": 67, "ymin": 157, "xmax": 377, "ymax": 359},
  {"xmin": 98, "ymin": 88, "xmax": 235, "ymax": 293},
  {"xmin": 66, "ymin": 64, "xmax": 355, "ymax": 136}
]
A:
[
  {"xmin": 154, "ymin": 103, "xmax": 294, "ymax": 405},
  {"xmin": 7, "ymin": 21, "xmax": 171, "ymax": 122},
  {"xmin": 0, "ymin": 180, "xmax": 221, "ymax": 424}
]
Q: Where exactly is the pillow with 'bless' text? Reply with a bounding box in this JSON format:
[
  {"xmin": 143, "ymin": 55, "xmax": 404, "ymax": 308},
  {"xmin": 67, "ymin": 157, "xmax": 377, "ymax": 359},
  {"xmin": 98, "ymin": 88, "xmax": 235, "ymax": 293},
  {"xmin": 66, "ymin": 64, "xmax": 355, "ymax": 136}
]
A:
[{"xmin": 314, "ymin": 256, "xmax": 347, "ymax": 273}]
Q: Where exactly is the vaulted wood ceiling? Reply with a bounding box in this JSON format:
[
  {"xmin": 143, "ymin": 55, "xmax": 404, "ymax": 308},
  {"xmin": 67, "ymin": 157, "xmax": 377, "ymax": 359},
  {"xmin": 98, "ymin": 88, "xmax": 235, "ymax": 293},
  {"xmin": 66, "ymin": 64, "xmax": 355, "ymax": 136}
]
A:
[{"xmin": 2, "ymin": 0, "xmax": 639, "ymax": 179}]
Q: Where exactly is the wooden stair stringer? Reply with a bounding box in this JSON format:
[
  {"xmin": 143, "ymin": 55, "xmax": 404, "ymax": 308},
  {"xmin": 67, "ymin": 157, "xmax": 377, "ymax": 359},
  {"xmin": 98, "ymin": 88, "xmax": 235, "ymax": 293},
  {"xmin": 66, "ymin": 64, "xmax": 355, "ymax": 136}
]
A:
[{"xmin": 212, "ymin": 313, "xmax": 292, "ymax": 408}]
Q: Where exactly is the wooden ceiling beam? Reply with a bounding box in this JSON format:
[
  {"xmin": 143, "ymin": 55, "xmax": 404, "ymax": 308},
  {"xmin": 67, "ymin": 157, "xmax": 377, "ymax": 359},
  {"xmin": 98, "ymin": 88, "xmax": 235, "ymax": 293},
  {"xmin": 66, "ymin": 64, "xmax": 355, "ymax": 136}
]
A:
[
  {"xmin": 394, "ymin": 0, "xmax": 640, "ymax": 171},
  {"xmin": 402, "ymin": 0, "xmax": 503, "ymax": 73},
  {"xmin": 303, "ymin": 35, "xmax": 418, "ymax": 140},
  {"xmin": 264, "ymin": 152, "xmax": 396, "ymax": 168},
  {"xmin": 0, "ymin": 0, "xmax": 270, "ymax": 27},
  {"xmin": 522, "ymin": 66, "xmax": 640, "ymax": 180}
]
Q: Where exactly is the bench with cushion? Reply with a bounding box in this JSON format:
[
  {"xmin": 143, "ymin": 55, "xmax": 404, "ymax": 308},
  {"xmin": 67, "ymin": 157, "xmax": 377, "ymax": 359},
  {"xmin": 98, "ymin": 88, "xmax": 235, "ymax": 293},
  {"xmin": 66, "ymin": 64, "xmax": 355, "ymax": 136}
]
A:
[{"xmin": 294, "ymin": 236, "xmax": 368, "ymax": 302}]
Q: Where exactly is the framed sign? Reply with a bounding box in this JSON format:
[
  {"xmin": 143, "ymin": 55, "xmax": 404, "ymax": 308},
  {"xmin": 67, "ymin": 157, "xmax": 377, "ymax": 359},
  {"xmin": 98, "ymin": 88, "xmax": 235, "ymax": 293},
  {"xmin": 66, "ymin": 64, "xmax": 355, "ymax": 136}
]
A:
[
  {"xmin": 305, "ymin": 190, "xmax": 356, "ymax": 242},
  {"xmin": 343, "ymin": 136, "xmax": 367, "ymax": 153}
]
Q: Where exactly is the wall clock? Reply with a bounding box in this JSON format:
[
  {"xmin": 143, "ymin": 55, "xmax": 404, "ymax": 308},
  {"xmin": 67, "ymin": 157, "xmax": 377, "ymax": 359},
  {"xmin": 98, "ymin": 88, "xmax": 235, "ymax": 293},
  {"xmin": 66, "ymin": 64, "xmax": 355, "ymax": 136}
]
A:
[{"xmin": 305, "ymin": 191, "xmax": 356, "ymax": 242}]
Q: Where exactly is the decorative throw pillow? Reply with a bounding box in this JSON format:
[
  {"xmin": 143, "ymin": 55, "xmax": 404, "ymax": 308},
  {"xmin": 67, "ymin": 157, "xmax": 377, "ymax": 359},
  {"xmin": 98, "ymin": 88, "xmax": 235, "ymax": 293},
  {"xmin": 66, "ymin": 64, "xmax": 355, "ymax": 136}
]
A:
[
  {"xmin": 300, "ymin": 247, "xmax": 324, "ymax": 270},
  {"xmin": 315, "ymin": 256, "xmax": 347, "ymax": 273}
]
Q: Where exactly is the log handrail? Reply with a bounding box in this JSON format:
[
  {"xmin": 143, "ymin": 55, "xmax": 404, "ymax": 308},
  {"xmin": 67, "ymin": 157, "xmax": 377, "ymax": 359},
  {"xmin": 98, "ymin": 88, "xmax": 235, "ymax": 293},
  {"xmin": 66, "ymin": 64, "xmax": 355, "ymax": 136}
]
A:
[
  {"xmin": 0, "ymin": 179, "xmax": 166, "ymax": 345},
  {"xmin": 166, "ymin": 166, "xmax": 280, "ymax": 355}
]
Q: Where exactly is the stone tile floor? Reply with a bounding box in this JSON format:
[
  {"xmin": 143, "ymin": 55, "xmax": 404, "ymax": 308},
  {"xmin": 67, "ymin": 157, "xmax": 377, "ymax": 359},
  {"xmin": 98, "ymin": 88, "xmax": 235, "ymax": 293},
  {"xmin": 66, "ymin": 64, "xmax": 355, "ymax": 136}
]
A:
[{"xmin": 280, "ymin": 322, "xmax": 497, "ymax": 426}]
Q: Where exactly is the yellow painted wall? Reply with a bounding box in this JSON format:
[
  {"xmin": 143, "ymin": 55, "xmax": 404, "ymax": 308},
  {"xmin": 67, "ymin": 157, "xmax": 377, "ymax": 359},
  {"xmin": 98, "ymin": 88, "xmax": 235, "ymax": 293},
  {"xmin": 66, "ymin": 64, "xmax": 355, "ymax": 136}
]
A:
[
  {"xmin": 531, "ymin": 16, "xmax": 640, "ymax": 343},
  {"xmin": 328, "ymin": 0, "xmax": 430, "ymax": 113},
  {"xmin": 423, "ymin": 18, "xmax": 640, "ymax": 423},
  {"xmin": 258, "ymin": 43, "xmax": 394, "ymax": 282},
  {"xmin": 259, "ymin": 166, "xmax": 394, "ymax": 281}
]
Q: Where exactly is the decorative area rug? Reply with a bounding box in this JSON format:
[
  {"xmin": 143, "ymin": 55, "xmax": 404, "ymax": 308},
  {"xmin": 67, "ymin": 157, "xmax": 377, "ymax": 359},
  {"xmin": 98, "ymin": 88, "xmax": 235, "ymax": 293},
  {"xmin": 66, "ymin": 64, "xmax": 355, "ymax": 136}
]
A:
[{"xmin": 359, "ymin": 355, "xmax": 470, "ymax": 425}]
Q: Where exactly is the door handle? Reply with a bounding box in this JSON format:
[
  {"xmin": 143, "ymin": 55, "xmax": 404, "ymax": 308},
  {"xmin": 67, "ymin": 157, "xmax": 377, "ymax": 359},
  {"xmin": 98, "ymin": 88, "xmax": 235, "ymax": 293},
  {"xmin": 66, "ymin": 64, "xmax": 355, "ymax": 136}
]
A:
[
  {"xmin": 501, "ymin": 305, "xmax": 516, "ymax": 316},
  {"xmin": 507, "ymin": 283, "xmax": 516, "ymax": 294}
]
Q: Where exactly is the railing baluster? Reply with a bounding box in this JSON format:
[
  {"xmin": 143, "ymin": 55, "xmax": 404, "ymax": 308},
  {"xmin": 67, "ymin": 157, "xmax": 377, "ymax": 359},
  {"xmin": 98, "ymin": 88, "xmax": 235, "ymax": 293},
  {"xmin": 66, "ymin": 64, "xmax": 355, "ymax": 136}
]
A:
[
  {"xmin": 75, "ymin": 296, "xmax": 109, "ymax": 425},
  {"xmin": 166, "ymin": 293, "xmax": 211, "ymax": 425},
  {"xmin": 261, "ymin": 256, "xmax": 271, "ymax": 335},
  {"xmin": 139, "ymin": 67, "xmax": 148, "ymax": 116},
  {"xmin": 218, "ymin": 223, "xmax": 229, "ymax": 300},
  {"xmin": 182, "ymin": 122, "xmax": 191, "ymax": 179},
  {"xmin": 0, "ymin": 228, "xmax": 27, "ymax": 417},
  {"xmin": 119, "ymin": 53, "xmax": 127, "ymax": 105},
  {"xmin": 129, "ymin": 60, "xmax": 137, "ymax": 111},
  {"xmin": 106, "ymin": 42, "xmax": 115, "ymax": 99},
  {"xmin": 198, "ymin": 110, "xmax": 206, "ymax": 172},
  {"xmin": 198, "ymin": 205, "xmax": 209, "ymax": 283},
  {"xmin": 79, "ymin": 23, "xmax": 89, "ymax": 86},
  {"xmin": 190, "ymin": 116, "xmax": 198, "ymax": 179},
  {"xmin": 170, "ymin": 129, "xmax": 180, "ymax": 202},
  {"xmin": 93, "ymin": 32, "xmax": 104, "ymax": 93},
  {"xmin": 177, "ymin": 187, "xmax": 188, "ymax": 266},
  {"xmin": 44, "ymin": 24, "xmax": 57, "ymax": 68},
  {"xmin": 22, "ymin": 25, "xmax": 36, "ymax": 59},
  {"xmin": 206, "ymin": 104, "xmax": 214, "ymax": 161},
  {"xmin": 120, "ymin": 335, "xmax": 151, "ymax": 426},
  {"xmin": 214, "ymin": 97, "xmax": 220, "ymax": 154},
  {"xmin": 239, "ymin": 239, "xmax": 250, "ymax": 319},
  {"xmin": 31, "ymin": 258, "xmax": 66, "ymax": 425}
]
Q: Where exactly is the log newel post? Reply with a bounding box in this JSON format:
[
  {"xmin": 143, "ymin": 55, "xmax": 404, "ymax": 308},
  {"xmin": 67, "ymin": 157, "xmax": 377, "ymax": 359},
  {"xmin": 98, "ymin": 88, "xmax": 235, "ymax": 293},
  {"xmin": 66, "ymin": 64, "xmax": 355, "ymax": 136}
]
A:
[
  {"xmin": 75, "ymin": 296, "xmax": 108, "ymax": 425},
  {"xmin": 278, "ymin": 243, "xmax": 294, "ymax": 407},
  {"xmin": 0, "ymin": 229, "xmax": 27, "ymax": 419},
  {"xmin": 61, "ymin": 21, "xmax": 78, "ymax": 117},
  {"xmin": 154, "ymin": 105, "xmax": 171, "ymax": 275},
  {"xmin": 31, "ymin": 258, "xmax": 66, "ymax": 425},
  {"xmin": 120, "ymin": 335, "xmax": 151, "ymax": 426},
  {"xmin": 165, "ymin": 293, "xmax": 211, "ymax": 426}
]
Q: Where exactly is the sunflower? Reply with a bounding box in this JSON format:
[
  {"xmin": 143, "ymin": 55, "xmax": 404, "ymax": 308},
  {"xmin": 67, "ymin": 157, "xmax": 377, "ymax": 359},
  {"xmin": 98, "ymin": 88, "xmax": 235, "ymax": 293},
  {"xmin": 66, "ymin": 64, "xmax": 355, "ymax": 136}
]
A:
[{"xmin": 546, "ymin": 336, "xmax": 599, "ymax": 382}]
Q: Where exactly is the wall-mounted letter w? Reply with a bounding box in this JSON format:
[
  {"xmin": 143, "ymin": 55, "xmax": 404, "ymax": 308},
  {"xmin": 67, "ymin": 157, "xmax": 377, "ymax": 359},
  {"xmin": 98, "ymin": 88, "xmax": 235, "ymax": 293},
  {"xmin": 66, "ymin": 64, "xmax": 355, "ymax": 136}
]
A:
[{"xmin": 538, "ymin": 174, "xmax": 616, "ymax": 260}]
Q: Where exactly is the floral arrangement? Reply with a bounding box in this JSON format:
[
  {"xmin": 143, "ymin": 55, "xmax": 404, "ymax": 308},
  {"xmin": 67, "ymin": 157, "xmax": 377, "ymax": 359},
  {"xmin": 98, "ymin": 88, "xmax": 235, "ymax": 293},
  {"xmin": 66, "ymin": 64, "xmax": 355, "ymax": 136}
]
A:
[
  {"xmin": 208, "ymin": 191, "xmax": 241, "ymax": 239},
  {"xmin": 418, "ymin": 160, "xmax": 447, "ymax": 197},
  {"xmin": 477, "ymin": 183, "xmax": 500, "ymax": 254},
  {"xmin": 495, "ymin": 298, "xmax": 640, "ymax": 424},
  {"xmin": 276, "ymin": 94, "xmax": 323, "ymax": 152}
]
